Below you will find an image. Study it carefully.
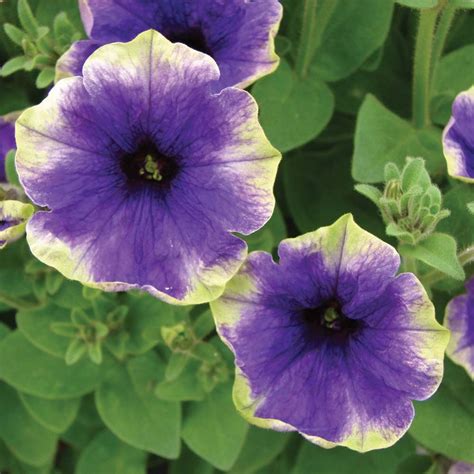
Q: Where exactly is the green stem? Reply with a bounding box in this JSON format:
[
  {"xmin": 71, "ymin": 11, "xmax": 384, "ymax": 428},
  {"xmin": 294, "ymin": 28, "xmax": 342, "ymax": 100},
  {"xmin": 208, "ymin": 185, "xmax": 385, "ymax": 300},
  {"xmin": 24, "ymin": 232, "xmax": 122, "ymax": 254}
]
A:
[
  {"xmin": 295, "ymin": 0, "xmax": 318, "ymax": 78},
  {"xmin": 403, "ymin": 255, "xmax": 418, "ymax": 275},
  {"xmin": 422, "ymin": 245, "xmax": 474, "ymax": 287},
  {"xmin": 412, "ymin": 7, "xmax": 439, "ymax": 129},
  {"xmin": 431, "ymin": 4, "xmax": 457, "ymax": 79},
  {"xmin": 0, "ymin": 291, "xmax": 39, "ymax": 311}
]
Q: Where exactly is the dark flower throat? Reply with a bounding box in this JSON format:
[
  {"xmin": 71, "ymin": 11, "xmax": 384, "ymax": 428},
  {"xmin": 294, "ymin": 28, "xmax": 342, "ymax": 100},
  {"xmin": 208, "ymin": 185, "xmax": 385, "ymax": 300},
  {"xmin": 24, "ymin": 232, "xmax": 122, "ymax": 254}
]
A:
[
  {"xmin": 168, "ymin": 28, "xmax": 212, "ymax": 56},
  {"xmin": 120, "ymin": 141, "xmax": 179, "ymax": 187},
  {"xmin": 301, "ymin": 299, "xmax": 361, "ymax": 344}
]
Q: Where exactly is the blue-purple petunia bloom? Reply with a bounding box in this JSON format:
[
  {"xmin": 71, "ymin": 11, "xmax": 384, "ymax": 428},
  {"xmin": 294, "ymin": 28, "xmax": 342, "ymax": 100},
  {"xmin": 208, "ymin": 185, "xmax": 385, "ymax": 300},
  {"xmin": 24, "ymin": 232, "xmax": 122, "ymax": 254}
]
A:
[
  {"xmin": 0, "ymin": 115, "xmax": 16, "ymax": 182},
  {"xmin": 442, "ymin": 86, "xmax": 474, "ymax": 183},
  {"xmin": 57, "ymin": 0, "xmax": 282, "ymax": 90},
  {"xmin": 445, "ymin": 277, "xmax": 474, "ymax": 379},
  {"xmin": 16, "ymin": 30, "xmax": 280, "ymax": 305},
  {"xmin": 211, "ymin": 215, "xmax": 449, "ymax": 452}
]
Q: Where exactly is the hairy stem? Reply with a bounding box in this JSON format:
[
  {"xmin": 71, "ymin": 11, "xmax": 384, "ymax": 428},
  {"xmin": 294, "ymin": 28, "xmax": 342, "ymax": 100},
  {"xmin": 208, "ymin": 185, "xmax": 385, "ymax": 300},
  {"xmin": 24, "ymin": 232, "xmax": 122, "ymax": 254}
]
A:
[
  {"xmin": 431, "ymin": 4, "xmax": 457, "ymax": 79},
  {"xmin": 295, "ymin": 0, "xmax": 318, "ymax": 78},
  {"xmin": 412, "ymin": 7, "xmax": 439, "ymax": 129}
]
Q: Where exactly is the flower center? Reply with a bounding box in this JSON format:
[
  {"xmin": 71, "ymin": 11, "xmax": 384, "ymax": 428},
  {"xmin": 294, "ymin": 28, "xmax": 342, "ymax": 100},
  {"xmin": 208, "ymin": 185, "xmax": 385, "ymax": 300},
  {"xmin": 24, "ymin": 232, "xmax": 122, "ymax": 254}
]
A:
[
  {"xmin": 168, "ymin": 28, "xmax": 212, "ymax": 56},
  {"xmin": 301, "ymin": 299, "xmax": 361, "ymax": 344},
  {"xmin": 120, "ymin": 141, "xmax": 179, "ymax": 186}
]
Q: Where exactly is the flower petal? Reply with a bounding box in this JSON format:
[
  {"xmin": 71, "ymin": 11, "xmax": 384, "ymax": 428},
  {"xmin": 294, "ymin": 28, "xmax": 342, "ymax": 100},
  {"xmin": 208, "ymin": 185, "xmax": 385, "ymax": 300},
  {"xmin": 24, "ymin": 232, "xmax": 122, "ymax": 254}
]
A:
[
  {"xmin": 445, "ymin": 278, "xmax": 474, "ymax": 379},
  {"xmin": 77, "ymin": 0, "xmax": 282, "ymax": 89},
  {"xmin": 443, "ymin": 87, "xmax": 474, "ymax": 182}
]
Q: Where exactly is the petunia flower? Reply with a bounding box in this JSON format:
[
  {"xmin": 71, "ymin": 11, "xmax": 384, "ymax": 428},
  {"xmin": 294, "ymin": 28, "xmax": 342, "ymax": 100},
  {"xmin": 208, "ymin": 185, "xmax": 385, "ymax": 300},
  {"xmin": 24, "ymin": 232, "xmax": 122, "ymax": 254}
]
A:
[
  {"xmin": 211, "ymin": 214, "xmax": 449, "ymax": 452},
  {"xmin": 442, "ymin": 87, "xmax": 474, "ymax": 183},
  {"xmin": 57, "ymin": 0, "xmax": 282, "ymax": 89},
  {"xmin": 16, "ymin": 30, "xmax": 280, "ymax": 305},
  {"xmin": 444, "ymin": 278, "xmax": 474, "ymax": 379},
  {"xmin": 0, "ymin": 115, "xmax": 17, "ymax": 182}
]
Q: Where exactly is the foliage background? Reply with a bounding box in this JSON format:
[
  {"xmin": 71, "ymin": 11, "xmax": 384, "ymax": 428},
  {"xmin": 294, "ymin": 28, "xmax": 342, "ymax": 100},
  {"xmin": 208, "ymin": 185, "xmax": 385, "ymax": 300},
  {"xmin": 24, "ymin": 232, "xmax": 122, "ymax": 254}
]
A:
[{"xmin": 0, "ymin": 0, "xmax": 473, "ymax": 473}]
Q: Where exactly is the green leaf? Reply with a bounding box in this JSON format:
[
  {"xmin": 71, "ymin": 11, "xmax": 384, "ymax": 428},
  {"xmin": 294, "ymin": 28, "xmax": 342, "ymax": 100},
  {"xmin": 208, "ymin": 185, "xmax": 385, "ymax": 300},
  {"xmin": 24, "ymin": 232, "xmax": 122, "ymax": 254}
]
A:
[
  {"xmin": 284, "ymin": 146, "xmax": 385, "ymax": 237},
  {"xmin": 17, "ymin": 302, "xmax": 74, "ymax": 358},
  {"xmin": 0, "ymin": 383, "xmax": 57, "ymax": 467},
  {"xmin": 0, "ymin": 331, "xmax": 102, "ymax": 399},
  {"xmin": 0, "ymin": 56, "xmax": 29, "ymax": 76},
  {"xmin": 35, "ymin": 0, "xmax": 84, "ymax": 31},
  {"xmin": 353, "ymin": 95, "xmax": 445, "ymax": 183},
  {"xmin": 229, "ymin": 428, "xmax": 289, "ymax": 474},
  {"xmin": 396, "ymin": 455, "xmax": 433, "ymax": 474},
  {"xmin": 0, "ymin": 323, "xmax": 10, "ymax": 341},
  {"xmin": 5, "ymin": 150, "xmax": 20, "ymax": 187},
  {"xmin": 169, "ymin": 446, "xmax": 215, "ymax": 474},
  {"xmin": 354, "ymin": 184, "xmax": 382, "ymax": 206},
  {"xmin": 0, "ymin": 82, "xmax": 30, "ymax": 114},
  {"xmin": 61, "ymin": 396, "xmax": 104, "ymax": 450},
  {"xmin": 19, "ymin": 392, "xmax": 80, "ymax": 433},
  {"xmin": 119, "ymin": 292, "xmax": 174, "ymax": 355},
  {"xmin": 432, "ymin": 45, "xmax": 474, "ymax": 125},
  {"xmin": 292, "ymin": 434, "xmax": 415, "ymax": 474},
  {"xmin": 35, "ymin": 67, "xmax": 55, "ymax": 88},
  {"xmin": 3, "ymin": 23, "xmax": 27, "ymax": 46},
  {"xmin": 165, "ymin": 352, "xmax": 190, "ymax": 381},
  {"xmin": 155, "ymin": 360, "xmax": 206, "ymax": 402},
  {"xmin": 400, "ymin": 233, "xmax": 465, "ymax": 280},
  {"xmin": 95, "ymin": 352, "xmax": 181, "ymax": 459},
  {"xmin": 182, "ymin": 382, "xmax": 248, "ymax": 470},
  {"xmin": 396, "ymin": 0, "xmax": 438, "ymax": 7},
  {"xmin": 76, "ymin": 430, "xmax": 147, "ymax": 474},
  {"xmin": 409, "ymin": 361, "xmax": 474, "ymax": 463},
  {"xmin": 0, "ymin": 241, "xmax": 34, "ymax": 297},
  {"xmin": 438, "ymin": 183, "xmax": 474, "ymax": 247},
  {"xmin": 311, "ymin": 0, "xmax": 394, "ymax": 82},
  {"xmin": 17, "ymin": 0, "xmax": 40, "ymax": 37},
  {"xmin": 452, "ymin": 0, "xmax": 474, "ymax": 6},
  {"xmin": 252, "ymin": 59, "xmax": 334, "ymax": 152}
]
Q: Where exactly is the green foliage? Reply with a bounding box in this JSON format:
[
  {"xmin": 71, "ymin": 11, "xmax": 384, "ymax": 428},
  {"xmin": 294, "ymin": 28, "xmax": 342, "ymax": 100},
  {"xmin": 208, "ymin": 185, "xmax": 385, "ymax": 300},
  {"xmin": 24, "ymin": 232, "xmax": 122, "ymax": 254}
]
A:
[
  {"xmin": 95, "ymin": 353, "xmax": 181, "ymax": 458},
  {"xmin": 252, "ymin": 59, "xmax": 334, "ymax": 153},
  {"xmin": 0, "ymin": 331, "xmax": 102, "ymax": 399},
  {"xmin": 410, "ymin": 361, "xmax": 474, "ymax": 463},
  {"xmin": 181, "ymin": 382, "xmax": 249, "ymax": 470},
  {"xmin": 1, "ymin": 0, "xmax": 83, "ymax": 88},
  {"xmin": 353, "ymin": 95, "xmax": 445, "ymax": 183},
  {"xmin": 292, "ymin": 435, "xmax": 416, "ymax": 474},
  {"xmin": 0, "ymin": 383, "xmax": 57, "ymax": 467},
  {"xmin": 76, "ymin": 430, "xmax": 147, "ymax": 474},
  {"xmin": 399, "ymin": 233, "xmax": 464, "ymax": 280}
]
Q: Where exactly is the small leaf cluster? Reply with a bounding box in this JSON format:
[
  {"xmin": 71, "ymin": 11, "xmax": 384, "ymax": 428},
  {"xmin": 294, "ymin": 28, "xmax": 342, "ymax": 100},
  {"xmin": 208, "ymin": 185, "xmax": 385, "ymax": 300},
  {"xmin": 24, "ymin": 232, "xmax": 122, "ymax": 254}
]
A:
[{"xmin": 1, "ymin": 0, "xmax": 82, "ymax": 88}]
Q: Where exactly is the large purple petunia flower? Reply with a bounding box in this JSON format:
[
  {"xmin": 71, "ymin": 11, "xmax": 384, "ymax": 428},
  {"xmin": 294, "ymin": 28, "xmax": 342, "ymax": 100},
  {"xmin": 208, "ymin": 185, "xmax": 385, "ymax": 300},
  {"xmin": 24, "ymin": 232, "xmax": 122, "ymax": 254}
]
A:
[
  {"xmin": 0, "ymin": 115, "xmax": 16, "ymax": 182},
  {"xmin": 445, "ymin": 278, "xmax": 474, "ymax": 379},
  {"xmin": 443, "ymin": 87, "xmax": 474, "ymax": 182},
  {"xmin": 57, "ymin": 0, "xmax": 282, "ymax": 90},
  {"xmin": 211, "ymin": 214, "xmax": 448, "ymax": 452},
  {"xmin": 16, "ymin": 30, "xmax": 280, "ymax": 305}
]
